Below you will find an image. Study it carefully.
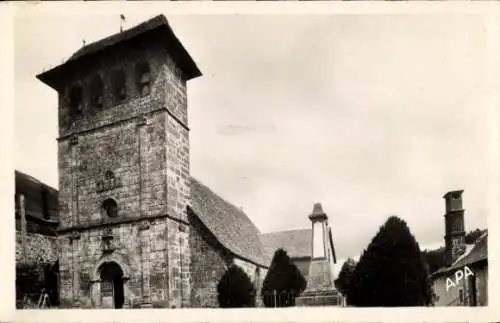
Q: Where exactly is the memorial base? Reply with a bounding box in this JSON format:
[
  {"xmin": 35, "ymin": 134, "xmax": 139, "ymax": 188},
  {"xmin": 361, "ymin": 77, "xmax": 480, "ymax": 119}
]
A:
[{"xmin": 295, "ymin": 289, "xmax": 341, "ymax": 307}]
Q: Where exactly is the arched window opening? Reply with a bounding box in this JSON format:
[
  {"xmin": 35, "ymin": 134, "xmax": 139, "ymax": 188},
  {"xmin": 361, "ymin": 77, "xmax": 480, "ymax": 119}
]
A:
[
  {"xmin": 102, "ymin": 199, "xmax": 118, "ymax": 218},
  {"xmin": 68, "ymin": 84, "xmax": 83, "ymax": 117},
  {"xmin": 111, "ymin": 69, "xmax": 127, "ymax": 103},
  {"xmin": 89, "ymin": 74, "xmax": 104, "ymax": 109},
  {"xmin": 135, "ymin": 61, "xmax": 151, "ymax": 96}
]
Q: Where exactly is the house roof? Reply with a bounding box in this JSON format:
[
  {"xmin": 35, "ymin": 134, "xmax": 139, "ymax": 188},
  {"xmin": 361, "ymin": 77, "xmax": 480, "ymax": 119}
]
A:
[
  {"xmin": 189, "ymin": 177, "xmax": 269, "ymax": 268},
  {"xmin": 260, "ymin": 228, "xmax": 312, "ymax": 261},
  {"xmin": 432, "ymin": 231, "xmax": 488, "ymax": 277},
  {"xmin": 15, "ymin": 170, "xmax": 58, "ymax": 223},
  {"xmin": 37, "ymin": 14, "xmax": 202, "ymax": 89}
]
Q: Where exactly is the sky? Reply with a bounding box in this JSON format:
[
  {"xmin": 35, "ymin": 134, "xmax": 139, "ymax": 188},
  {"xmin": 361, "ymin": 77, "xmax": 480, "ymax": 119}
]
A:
[{"xmin": 14, "ymin": 12, "xmax": 496, "ymax": 260}]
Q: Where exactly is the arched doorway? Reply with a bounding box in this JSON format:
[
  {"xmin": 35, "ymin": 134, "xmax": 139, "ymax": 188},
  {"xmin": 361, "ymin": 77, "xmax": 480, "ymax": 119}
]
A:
[{"xmin": 99, "ymin": 262, "xmax": 124, "ymax": 309}]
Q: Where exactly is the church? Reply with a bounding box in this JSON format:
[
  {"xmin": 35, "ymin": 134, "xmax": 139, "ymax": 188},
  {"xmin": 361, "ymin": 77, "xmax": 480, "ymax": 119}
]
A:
[{"xmin": 16, "ymin": 14, "xmax": 339, "ymax": 309}]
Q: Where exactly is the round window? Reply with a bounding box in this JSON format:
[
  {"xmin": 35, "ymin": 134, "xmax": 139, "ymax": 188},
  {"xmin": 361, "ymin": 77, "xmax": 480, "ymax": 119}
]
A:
[{"xmin": 102, "ymin": 199, "xmax": 118, "ymax": 218}]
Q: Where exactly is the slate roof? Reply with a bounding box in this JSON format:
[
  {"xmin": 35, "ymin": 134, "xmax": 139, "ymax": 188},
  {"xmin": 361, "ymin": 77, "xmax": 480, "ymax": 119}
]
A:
[
  {"xmin": 432, "ymin": 231, "xmax": 488, "ymax": 277},
  {"xmin": 15, "ymin": 170, "xmax": 58, "ymax": 222},
  {"xmin": 189, "ymin": 177, "xmax": 269, "ymax": 268},
  {"xmin": 260, "ymin": 228, "xmax": 312, "ymax": 261},
  {"xmin": 37, "ymin": 14, "xmax": 201, "ymax": 89}
]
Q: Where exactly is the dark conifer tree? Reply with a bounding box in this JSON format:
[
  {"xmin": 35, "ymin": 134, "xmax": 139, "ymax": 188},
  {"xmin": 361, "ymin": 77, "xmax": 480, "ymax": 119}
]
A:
[
  {"xmin": 421, "ymin": 247, "xmax": 446, "ymax": 274},
  {"xmin": 346, "ymin": 216, "xmax": 431, "ymax": 307},
  {"xmin": 261, "ymin": 248, "xmax": 306, "ymax": 307},
  {"xmin": 217, "ymin": 264, "xmax": 256, "ymax": 308},
  {"xmin": 465, "ymin": 228, "xmax": 486, "ymax": 244}
]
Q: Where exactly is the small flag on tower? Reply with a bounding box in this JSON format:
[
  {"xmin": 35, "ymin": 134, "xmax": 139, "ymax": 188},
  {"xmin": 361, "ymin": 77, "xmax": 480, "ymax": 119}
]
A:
[{"xmin": 120, "ymin": 14, "xmax": 126, "ymax": 32}]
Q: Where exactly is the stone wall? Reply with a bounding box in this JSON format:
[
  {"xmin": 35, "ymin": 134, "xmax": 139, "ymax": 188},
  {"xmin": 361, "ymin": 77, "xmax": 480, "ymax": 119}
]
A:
[
  {"xmin": 16, "ymin": 230, "xmax": 59, "ymax": 266},
  {"xmin": 165, "ymin": 218, "xmax": 191, "ymax": 308},
  {"xmin": 189, "ymin": 212, "xmax": 268, "ymax": 308},
  {"xmin": 189, "ymin": 213, "xmax": 232, "ymax": 307},
  {"xmin": 475, "ymin": 264, "xmax": 488, "ymax": 306}
]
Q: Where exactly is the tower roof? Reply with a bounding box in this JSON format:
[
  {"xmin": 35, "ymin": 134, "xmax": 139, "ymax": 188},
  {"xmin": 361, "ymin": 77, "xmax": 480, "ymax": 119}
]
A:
[
  {"xmin": 312, "ymin": 203, "xmax": 325, "ymax": 215},
  {"xmin": 443, "ymin": 190, "xmax": 464, "ymax": 199},
  {"xmin": 309, "ymin": 202, "xmax": 328, "ymax": 221},
  {"xmin": 37, "ymin": 14, "xmax": 202, "ymax": 90}
]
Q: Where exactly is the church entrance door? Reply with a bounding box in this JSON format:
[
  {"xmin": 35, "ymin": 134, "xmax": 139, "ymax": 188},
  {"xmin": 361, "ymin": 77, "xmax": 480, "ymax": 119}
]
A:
[{"xmin": 99, "ymin": 262, "xmax": 124, "ymax": 309}]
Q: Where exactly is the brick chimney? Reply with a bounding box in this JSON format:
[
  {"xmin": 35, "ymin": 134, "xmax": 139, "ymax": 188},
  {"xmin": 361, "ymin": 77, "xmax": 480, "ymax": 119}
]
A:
[{"xmin": 443, "ymin": 190, "xmax": 466, "ymax": 266}]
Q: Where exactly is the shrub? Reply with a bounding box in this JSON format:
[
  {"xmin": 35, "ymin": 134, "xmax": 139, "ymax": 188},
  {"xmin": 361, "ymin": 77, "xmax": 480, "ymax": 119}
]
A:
[
  {"xmin": 334, "ymin": 257, "xmax": 357, "ymax": 297},
  {"xmin": 217, "ymin": 264, "xmax": 256, "ymax": 308},
  {"xmin": 261, "ymin": 248, "xmax": 306, "ymax": 307}
]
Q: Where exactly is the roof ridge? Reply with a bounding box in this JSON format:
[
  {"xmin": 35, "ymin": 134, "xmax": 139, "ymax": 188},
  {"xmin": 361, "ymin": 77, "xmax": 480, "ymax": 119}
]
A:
[
  {"xmin": 15, "ymin": 170, "xmax": 58, "ymax": 192},
  {"xmin": 68, "ymin": 14, "xmax": 167, "ymax": 61},
  {"xmin": 260, "ymin": 227, "xmax": 311, "ymax": 235},
  {"xmin": 69, "ymin": 14, "xmax": 166, "ymax": 62}
]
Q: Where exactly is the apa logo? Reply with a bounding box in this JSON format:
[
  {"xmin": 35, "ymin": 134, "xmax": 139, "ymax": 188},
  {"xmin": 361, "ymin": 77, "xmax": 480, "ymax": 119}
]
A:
[{"xmin": 446, "ymin": 266, "xmax": 474, "ymax": 292}]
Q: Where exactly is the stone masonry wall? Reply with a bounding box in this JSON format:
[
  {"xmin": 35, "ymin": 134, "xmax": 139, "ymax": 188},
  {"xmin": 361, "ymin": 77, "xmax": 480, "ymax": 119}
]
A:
[
  {"xmin": 57, "ymin": 42, "xmax": 171, "ymax": 230},
  {"xmin": 58, "ymin": 219, "xmax": 175, "ymax": 308},
  {"xmin": 15, "ymin": 230, "xmax": 59, "ymax": 266},
  {"xmin": 164, "ymin": 57, "xmax": 190, "ymax": 224},
  {"xmin": 165, "ymin": 218, "xmax": 191, "ymax": 308},
  {"xmin": 189, "ymin": 213, "xmax": 232, "ymax": 307},
  {"xmin": 189, "ymin": 213, "xmax": 268, "ymax": 307},
  {"xmin": 56, "ymin": 35, "xmax": 192, "ymax": 308}
]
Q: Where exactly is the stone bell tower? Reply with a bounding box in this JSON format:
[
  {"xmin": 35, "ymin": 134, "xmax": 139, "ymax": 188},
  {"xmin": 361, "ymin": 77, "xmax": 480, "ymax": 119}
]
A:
[
  {"xmin": 443, "ymin": 190, "xmax": 466, "ymax": 266},
  {"xmin": 37, "ymin": 15, "xmax": 201, "ymax": 308},
  {"xmin": 296, "ymin": 203, "xmax": 340, "ymax": 306}
]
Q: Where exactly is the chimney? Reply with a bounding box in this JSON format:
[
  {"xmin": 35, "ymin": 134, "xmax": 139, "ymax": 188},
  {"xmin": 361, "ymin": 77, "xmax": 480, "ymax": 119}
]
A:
[{"xmin": 443, "ymin": 190, "xmax": 466, "ymax": 266}]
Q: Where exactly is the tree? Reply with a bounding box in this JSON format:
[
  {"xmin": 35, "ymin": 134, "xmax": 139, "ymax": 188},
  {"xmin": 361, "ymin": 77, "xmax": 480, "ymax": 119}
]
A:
[
  {"xmin": 421, "ymin": 247, "xmax": 446, "ymax": 274},
  {"xmin": 261, "ymin": 248, "xmax": 306, "ymax": 307},
  {"xmin": 217, "ymin": 264, "xmax": 256, "ymax": 308},
  {"xmin": 346, "ymin": 216, "xmax": 432, "ymax": 307},
  {"xmin": 334, "ymin": 258, "xmax": 357, "ymax": 297},
  {"xmin": 465, "ymin": 229, "xmax": 486, "ymax": 244}
]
